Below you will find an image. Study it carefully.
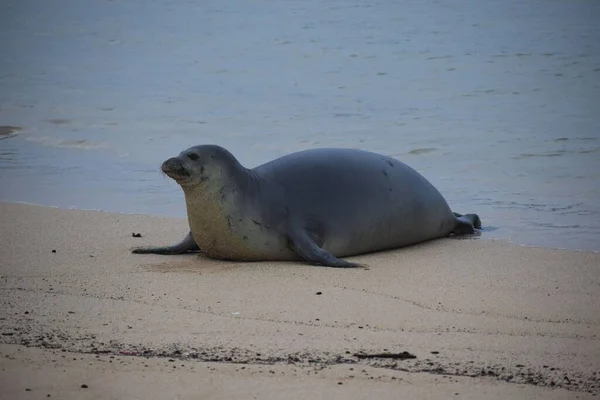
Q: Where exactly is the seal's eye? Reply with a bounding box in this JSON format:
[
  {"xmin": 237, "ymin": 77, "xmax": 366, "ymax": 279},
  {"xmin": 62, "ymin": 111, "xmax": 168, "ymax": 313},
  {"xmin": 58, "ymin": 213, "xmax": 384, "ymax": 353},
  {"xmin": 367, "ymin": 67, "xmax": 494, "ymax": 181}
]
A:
[{"xmin": 187, "ymin": 153, "xmax": 199, "ymax": 161}]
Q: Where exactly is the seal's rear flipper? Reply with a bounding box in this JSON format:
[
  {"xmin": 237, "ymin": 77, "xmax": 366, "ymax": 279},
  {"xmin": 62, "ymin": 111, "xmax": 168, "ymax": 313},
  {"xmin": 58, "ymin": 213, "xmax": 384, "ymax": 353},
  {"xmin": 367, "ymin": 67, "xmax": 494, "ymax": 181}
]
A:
[
  {"xmin": 289, "ymin": 230, "xmax": 366, "ymax": 268},
  {"xmin": 131, "ymin": 231, "xmax": 200, "ymax": 255},
  {"xmin": 452, "ymin": 213, "xmax": 482, "ymax": 236}
]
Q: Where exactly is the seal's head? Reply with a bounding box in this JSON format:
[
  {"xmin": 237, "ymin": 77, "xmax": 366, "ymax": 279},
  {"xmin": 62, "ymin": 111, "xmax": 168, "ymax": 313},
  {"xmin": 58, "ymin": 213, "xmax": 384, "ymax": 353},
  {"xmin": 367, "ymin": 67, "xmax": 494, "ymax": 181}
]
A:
[{"xmin": 161, "ymin": 145, "xmax": 242, "ymax": 189}]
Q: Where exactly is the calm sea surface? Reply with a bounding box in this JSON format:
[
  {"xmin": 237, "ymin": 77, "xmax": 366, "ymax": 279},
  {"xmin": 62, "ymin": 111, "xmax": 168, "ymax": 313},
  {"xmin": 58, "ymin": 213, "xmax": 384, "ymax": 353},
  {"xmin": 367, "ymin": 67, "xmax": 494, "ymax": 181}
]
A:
[{"xmin": 1, "ymin": 0, "xmax": 599, "ymax": 251}]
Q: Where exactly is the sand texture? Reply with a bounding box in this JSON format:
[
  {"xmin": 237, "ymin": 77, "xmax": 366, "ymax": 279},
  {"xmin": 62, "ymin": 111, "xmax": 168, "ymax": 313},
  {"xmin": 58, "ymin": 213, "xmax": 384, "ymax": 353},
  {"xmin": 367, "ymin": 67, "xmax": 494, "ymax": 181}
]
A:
[{"xmin": 1, "ymin": 202, "xmax": 599, "ymax": 399}]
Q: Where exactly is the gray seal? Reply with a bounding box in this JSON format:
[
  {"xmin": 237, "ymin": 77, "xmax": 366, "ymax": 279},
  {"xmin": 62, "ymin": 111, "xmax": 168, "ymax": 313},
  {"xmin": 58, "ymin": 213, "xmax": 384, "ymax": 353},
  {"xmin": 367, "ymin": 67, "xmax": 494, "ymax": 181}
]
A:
[{"xmin": 132, "ymin": 145, "xmax": 481, "ymax": 268}]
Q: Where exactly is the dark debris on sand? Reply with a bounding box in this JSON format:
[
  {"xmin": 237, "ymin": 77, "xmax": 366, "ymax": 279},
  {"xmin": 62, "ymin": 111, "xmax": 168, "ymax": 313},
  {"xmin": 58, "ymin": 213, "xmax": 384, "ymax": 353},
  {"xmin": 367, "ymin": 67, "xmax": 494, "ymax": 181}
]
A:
[{"xmin": 0, "ymin": 323, "xmax": 598, "ymax": 395}]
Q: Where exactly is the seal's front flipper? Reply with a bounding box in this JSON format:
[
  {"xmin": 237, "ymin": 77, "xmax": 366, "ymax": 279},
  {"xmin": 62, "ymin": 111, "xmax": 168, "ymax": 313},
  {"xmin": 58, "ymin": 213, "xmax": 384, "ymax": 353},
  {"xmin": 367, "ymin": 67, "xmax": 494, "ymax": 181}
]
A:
[
  {"xmin": 131, "ymin": 231, "xmax": 200, "ymax": 255},
  {"xmin": 451, "ymin": 213, "xmax": 482, "ymax": 235},
  {"xmin": 288, "ymin": 230, "xmax": 366, "ymax": 269}
]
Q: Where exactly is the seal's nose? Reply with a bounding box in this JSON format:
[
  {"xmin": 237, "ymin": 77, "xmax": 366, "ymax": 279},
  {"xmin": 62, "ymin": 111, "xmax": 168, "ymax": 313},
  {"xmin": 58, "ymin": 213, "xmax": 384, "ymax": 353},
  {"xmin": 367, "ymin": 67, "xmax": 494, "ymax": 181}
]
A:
[
  {"xmin": 161, "ymin": 157, "xmax": 189, "ymax": 176},
  {"xmin": 161, "ymin": 157, "xmax": 178, "ymax": 172}
]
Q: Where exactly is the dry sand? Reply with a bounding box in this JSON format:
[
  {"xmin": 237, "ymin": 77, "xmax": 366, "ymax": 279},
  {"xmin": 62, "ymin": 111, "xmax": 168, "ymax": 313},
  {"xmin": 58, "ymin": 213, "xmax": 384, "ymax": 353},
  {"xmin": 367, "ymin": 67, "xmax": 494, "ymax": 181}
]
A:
[{"xmin": 0, "ymin": 202, "xmax": 598, "ymax": 399}]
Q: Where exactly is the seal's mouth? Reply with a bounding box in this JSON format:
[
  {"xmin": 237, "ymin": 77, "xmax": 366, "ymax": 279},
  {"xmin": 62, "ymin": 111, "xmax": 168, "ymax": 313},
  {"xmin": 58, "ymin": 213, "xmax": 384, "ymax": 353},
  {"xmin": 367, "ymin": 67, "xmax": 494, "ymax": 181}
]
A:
[{"xmin": 161, "ymin": 158, "xmax": 190, "ymax": 181}]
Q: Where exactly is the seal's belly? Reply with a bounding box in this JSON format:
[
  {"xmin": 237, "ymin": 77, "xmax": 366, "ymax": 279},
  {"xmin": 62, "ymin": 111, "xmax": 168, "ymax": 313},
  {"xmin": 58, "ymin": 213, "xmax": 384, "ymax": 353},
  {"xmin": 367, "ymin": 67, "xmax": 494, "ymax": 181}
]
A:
[
  {"xmin": 306, "ymin": 181, "xmax": 456, "ymax": 258},
  {"xmin": 185, "ymin": 191, "xmax": 295, "ymax": 261},
  {"xmin": 322, "ymin": 209, "xmax": 456, "ymax": 258}
]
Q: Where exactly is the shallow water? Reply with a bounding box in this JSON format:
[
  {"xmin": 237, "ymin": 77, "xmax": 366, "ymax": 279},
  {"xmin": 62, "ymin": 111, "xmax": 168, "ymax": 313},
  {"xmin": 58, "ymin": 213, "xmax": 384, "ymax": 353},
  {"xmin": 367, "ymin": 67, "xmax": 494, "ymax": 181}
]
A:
[{"xmin": 1, "ymin": 0, "xmax": 599, "ymax": 251}]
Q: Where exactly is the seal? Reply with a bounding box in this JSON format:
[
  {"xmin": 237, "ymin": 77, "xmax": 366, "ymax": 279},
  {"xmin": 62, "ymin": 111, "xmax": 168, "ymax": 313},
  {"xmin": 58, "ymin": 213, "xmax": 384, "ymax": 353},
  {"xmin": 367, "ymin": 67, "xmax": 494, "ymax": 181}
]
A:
[{"xmin": 132, "ymin": 145, "xmax": 481, "ymax": 268}]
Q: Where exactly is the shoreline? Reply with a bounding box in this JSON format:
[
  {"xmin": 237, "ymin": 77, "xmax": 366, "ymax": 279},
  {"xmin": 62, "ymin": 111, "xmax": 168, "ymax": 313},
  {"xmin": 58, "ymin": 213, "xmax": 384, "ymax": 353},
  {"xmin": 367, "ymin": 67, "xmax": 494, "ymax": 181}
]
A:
[
  {"xmin": 1, "ymin": 201, "xmax": 599, "ymax": 398},
  {"xmin": 2, "ymin": 135, "xmax": 599, "ymax": 254},
  {"xmin": 5, "ymin": 200, "xmax": 600, "ymax": 254},
  {"xmin": 4, "ymin": 199, "xmax": 599, "ymax": 254}
]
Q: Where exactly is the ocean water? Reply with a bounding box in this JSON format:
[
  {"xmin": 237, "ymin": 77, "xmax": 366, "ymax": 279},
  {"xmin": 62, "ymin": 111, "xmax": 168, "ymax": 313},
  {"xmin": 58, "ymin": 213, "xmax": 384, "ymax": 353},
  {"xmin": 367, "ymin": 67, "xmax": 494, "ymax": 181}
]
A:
[{"xmin": 1, "ymin": 0, "xmax": 599, "ymax": 252}]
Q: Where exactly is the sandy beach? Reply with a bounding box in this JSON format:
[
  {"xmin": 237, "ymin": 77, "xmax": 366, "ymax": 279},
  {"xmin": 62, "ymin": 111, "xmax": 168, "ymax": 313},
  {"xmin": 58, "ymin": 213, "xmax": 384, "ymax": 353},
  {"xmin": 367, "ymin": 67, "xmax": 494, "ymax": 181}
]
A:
[{"xmin": 1, "ymin": 201, "xmax": 599, "ymax": 399}]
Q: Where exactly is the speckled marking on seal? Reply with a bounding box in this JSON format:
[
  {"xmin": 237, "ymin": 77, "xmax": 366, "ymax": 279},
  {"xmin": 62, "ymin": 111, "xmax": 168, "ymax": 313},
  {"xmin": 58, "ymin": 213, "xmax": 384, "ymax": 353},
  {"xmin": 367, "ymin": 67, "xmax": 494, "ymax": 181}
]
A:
[{"xmin": 183, "ymin": 179, "xmax": 287, "ymax": 261}]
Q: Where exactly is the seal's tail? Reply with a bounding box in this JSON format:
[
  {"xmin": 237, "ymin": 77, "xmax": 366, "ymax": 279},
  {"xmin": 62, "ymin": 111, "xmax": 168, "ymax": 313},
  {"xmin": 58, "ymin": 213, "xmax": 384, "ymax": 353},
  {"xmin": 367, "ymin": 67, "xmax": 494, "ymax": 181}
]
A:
[{"xmin": 451, "ymin": 212, "xmax": 482, "ymax": 235}]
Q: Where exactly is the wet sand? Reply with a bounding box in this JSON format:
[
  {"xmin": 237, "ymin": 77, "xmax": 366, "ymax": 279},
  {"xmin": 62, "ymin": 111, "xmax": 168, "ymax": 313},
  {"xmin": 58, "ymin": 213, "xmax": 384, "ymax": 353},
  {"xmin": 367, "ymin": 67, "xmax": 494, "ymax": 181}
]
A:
[{"xmin": 1, "ymin": 202, "xmax": 599, "ymax": 399}]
